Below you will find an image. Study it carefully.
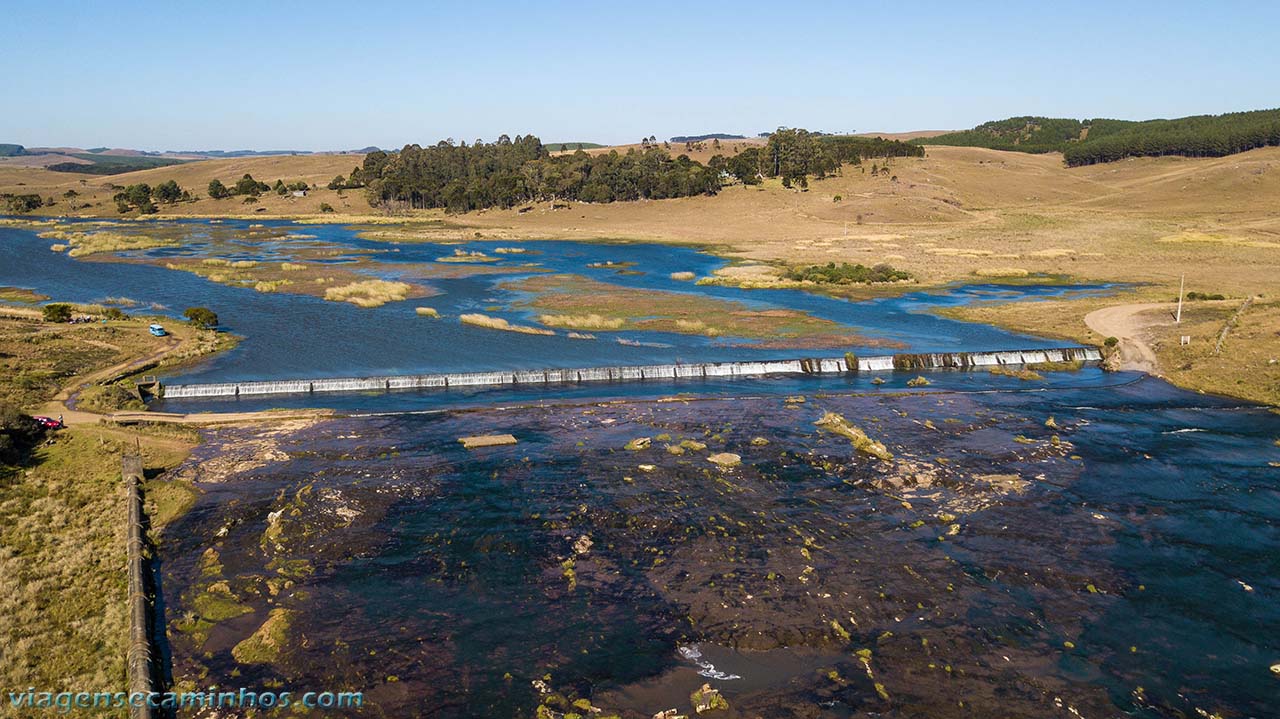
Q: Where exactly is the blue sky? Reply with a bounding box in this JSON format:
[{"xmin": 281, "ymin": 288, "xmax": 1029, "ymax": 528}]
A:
[{"xmin": 4, "ymin": 0, "xmax": 1278, "ymax": 150}]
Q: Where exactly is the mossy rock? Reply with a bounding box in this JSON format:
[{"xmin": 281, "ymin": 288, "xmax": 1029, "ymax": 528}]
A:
[
  {"xmin": 191, "ymin": 584, "xmax": 252, "ymax": 622},
  {"xmin": 232, "ymin": 607, "xmax": 297, "ymax": 665}
]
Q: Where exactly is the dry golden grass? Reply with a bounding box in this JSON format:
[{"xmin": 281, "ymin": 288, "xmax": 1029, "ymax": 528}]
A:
[
  {"xmin": 537, "ymin": 313, "xmax": 625, "ymax": 330},
  {"xmin": 0, "ymin": 153, "xmax": 372, "ymax": 218},
  {"xmin": 459, "ymin": 313, "xmax": 555, "ymax": 335},
  {"xmin": 323, "ymin": 279, "xmax": 413, "ymax": 308}
]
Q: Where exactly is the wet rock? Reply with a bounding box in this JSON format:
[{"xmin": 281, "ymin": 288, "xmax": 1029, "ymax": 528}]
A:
[
  {"xmin": 815, "ymin": 412, "xmax": 893, "ymax": 461},
  {"xmin": 707, "ymin": 452, "xmax": 741, "ymax": 468},
  {"xmin": 871, "ymin": 376, "xmax": 886, "ymax": 385},
  {"xmin": 680, "ymin": 439, "xmax": 708, "ymax": 451},
  {"xmin": 573, "ymin": 535, "xmax": 593, "ymax": 555},
  {"xmin": 1045, "ymin": 415, "xmax": 1059, "ymax": 429},
  {"xmin": 626, "ymin": 437, "xmax": 653, "ymax": 451},
  {"xmin": 689, "ymin": 684, "xmax": 729, "ymax": 714},
  {"xmin": 231, "ymin": 607, "xmax": 296, "ymax": 665},
  {"xmin": 458, "ymin": 434, "xmax": 518, "ymax": 449},
  {"xmin": 653, "ymin": 710, "xmax": 687, "ymax": 719},
  {"xmin": 907, "ymin": 376, "xmax": 931, "ymax": 387},
  {"xmin": 750, "ymin": 437, "xmax": 770, "ymax": 446}
]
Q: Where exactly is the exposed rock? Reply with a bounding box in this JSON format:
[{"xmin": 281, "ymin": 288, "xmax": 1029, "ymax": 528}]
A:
[
  {"xmin": 689, "ymin": 683, "xmax": 729, "ymax": 714},
  {"xmin": 573, "ymin": 535, "xmax": 593, "ymax": 555},
  {"xmin": 750, "ymin": 436, "xmax": 770, "ymax": 446},
  {"xmin": 707, "ymin": 452, "xmax": 741, "ymax": 468},
  {"xmin": 459, "ymin": 434, "xmax": 517, "ymax": 449},
  {"xmin": 815, "ymin": 412, "xmax": 893, "ymax": 461},
  {"xmin": 907, "ymin": 375, "xmax": 931, "ymax": 387},
  {"xmin": 625, "ymin": 437, "xmax": 652, "ymax": 451}
]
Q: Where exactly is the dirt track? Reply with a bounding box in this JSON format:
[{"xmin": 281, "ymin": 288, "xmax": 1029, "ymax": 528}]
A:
[{"xmin": 1083, "ymin": 302, "xmax": 1176, "ymax": 373}]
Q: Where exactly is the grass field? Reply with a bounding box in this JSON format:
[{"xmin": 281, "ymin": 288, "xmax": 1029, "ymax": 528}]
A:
[{"xmin": 0, "ymin": 307, "xmax": 235, "ymax": 699}]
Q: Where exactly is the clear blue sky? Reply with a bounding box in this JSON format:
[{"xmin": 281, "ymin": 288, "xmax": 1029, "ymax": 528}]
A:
[{"xmin": 4, "ymin": 0, "xmax": 1278, "ymax": 151}]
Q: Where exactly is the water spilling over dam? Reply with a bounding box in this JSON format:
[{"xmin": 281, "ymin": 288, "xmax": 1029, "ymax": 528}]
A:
[{"xmin": 159, "ymin": 346, "xmax": 1102, "ymax": 399}]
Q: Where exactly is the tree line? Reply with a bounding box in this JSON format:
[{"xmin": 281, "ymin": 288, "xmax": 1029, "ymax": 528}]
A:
[
  {"xmin": 361, "ymin": 131, "xmax": 923, "ymax": 211},
  {"xmin": 1061, "ymin": 110, "xmax": 1280, "ymax": 166},
  {"xmin": 113, "ymin": 180, "xmax": 190, "ymax": 213},
  {"xmin": 208, "ymin": 175, "xmax": 315, "ymax": 201},
  {"xmin": 361, "ymin": 135, "xmax": 721, "ymax": 211},
  {"xmin": 917, "ymin": 109, "xmax": 1280, "ymax": 166}
]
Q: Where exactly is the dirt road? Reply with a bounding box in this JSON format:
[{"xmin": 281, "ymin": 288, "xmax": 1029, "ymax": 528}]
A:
[{"xmin": 1083, "ymin": 302, "xmax": 1177, "ymax": 373}]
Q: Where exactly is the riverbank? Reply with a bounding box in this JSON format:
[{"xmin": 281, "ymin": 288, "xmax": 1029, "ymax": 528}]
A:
[
  {"xmin": 937, "ymin": 292, "xmax": 1280, "ymax": 406},
  {"xmin": 0, "ymin": 304, "xmax": 255, "ymax": 697}
]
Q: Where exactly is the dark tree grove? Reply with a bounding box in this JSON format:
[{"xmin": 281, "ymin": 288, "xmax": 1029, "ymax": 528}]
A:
[
  {"xmin": 360, "ymin": 131, "xmax": 924, "ymax": 211},
  {"xmin": 361, "ymin": 135, "xmax": 721, "ymax": 212},
  {"xmin": 918, "ymin": 109, "xmax": 1280, "ymax": 166}
]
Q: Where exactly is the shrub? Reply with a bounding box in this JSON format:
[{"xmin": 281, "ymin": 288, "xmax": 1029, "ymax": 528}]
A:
[
  {"xmin": 183, "ymin": 307, "xmax": 218, "ymax": 329},
  {"xmin": 0, "ymin": 403, "xmax": 42, "ymax": 470},
  {"xmin": 319, "ymin": 203, "xmax": 335, "ymax": 213},
  {"xmin": 41, "ymin": 303, "xmax": 72, "ymax": 323},
  {"xmin": 783, "ymin": 262, "xmax": 913, "ymax": 285},
  {"xmin": 1104, "ymin": 336, "xmax": 1119, "ymax": 347}
]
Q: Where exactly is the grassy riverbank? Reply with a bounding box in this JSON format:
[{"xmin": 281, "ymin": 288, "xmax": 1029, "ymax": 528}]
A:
[
  {"xmin": 0, "ymin": 305, "xmax": 234, "ymax": 697},
  {"xmin": 938, "ymin": 291, "xmax": 1280, "ymax": 406}
]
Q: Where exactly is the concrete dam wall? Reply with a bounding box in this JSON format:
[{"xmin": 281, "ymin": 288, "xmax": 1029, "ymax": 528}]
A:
[{"xmin": 160, "ymin": 346, "xmax": 1102, "ymax": 400}]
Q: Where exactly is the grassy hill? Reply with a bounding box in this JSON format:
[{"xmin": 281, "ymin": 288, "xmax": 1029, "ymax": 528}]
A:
[
  {"xmin": 918, "ymin": 108, "xmax": 1280, "ymax": 165},
  {"xmin": 0, "ymin": 153, "xmax": 372, "ymax": 216}
]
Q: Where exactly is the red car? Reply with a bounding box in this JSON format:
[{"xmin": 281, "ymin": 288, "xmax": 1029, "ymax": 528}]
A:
[{"xmin": 31, "ymin": 416, "xmax": 63, "ymax": 430}]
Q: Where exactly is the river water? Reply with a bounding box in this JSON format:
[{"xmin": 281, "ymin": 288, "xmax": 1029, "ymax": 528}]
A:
[
  {"xmin": 160, "ymin": 379, "xmax": 1280, "ymax": 718},
  {"xmin": 3, "ymin": 218, "xmax": 1277, "ymax": 717},
  {"xmin": 0, "ymin": 218, "xmax": 1107, "ymax": 404}
]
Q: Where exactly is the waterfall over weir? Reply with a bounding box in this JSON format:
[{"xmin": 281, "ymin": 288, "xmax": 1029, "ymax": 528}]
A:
[{"xmin": 159, "ymin": 347, "xmax": 1102, "ymax": 400}]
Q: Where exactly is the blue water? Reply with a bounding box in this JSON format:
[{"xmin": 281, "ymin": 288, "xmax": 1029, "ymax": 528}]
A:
[{"xmin": 0, "ymin": 218, "xmax": 1113, "ymax": 394}]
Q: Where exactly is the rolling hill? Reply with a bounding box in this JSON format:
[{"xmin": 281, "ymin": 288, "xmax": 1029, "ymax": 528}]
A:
[{"xmin": 917, "ymin": 108, "xmax": 1280, "ymax": 165}]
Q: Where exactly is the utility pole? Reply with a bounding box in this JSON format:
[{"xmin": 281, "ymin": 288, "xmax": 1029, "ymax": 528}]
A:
[{"xmin": 1176, "ymin": 274, "xmax": 1185, "ymax": 323}]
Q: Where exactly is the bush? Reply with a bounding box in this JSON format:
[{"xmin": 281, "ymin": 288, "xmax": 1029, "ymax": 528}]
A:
[
  {"xmin": 0, "ymin": 403, "xmax": 42, "ymax": 470},
  {"xmin": 319, "ymin": 203, "xmax": 335, "ymax": 213},
  {"xmin": 183, "ymin": 307, "xmax": 218, "ymax": 329},
  {"xmin": 783, "ymin": 262, "xmax": 913, "ymax": 285},
  {"xmin": 42, "ymin": 303, "xmax": 72, "ymax": 323},
  {"xmin": 1104, "ymin": 336, "xmax": 1119, "ymax": 348}
]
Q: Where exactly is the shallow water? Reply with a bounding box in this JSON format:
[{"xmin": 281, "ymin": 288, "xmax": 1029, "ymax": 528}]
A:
[
  {"xmin": 161, "ymin": 377, "xmax": 1280, "ymax": 718},
  {"xmin": 0, "ymin": 218, "xmax": 1111, "ymax": 398}
]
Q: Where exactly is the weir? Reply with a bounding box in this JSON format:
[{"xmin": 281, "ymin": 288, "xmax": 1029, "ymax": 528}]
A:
[{"xmin": 159, "ymin": 346, "xmax": 1102, "ymax": 400}]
